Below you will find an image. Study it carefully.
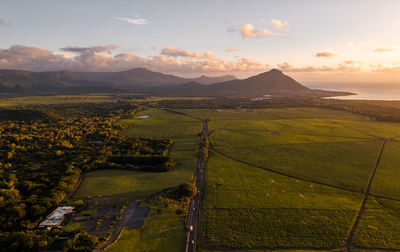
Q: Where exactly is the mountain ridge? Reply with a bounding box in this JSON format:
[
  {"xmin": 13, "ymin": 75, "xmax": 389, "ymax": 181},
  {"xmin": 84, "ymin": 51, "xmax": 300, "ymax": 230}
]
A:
[{"xmin": 0, "ymin": 67, "xmax": 354, "ymax": 97}]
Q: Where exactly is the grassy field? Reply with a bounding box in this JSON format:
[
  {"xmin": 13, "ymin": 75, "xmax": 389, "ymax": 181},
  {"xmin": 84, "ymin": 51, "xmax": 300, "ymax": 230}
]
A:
[
  {"xmin": 371, "ymin": 142, "xmax": 400, "ymax": 199},
  {"xmin": 72, "ymin": 108, "xmax": 200, "ymax": 201},
  {"xmin": 72, "ymin": 108, "xmax": 200, "ymax": 251},
  {"xmin": 108, "ymin": 207, "xmax": 186, "ymax": 252},
  {"xmin": 0, "ymin": 94, "xmax": 116, "ymax": 107},
  {"xmin": 0, "ymin": 95, "xmax": 210, "ymax": 107},
  {"xmin": 181, "ymin": 107, "xmax": 400, "ymax": 250},
  {"xmin": 72, "ymin": 169, "xmax": 197, "ymax": 200},
  {"xmin": 352, "ymin": 197, "xmax": 400, "ymax": 249},
  {"xmin": 202, "ymin": 151, "xmax": 361, "ymax": 249}
]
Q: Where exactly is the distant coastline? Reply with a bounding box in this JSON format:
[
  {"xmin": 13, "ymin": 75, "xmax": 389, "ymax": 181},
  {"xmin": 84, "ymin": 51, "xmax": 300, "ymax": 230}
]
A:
[{"xmin": 304, "ymin": 83, "xmax": 400, "ymax": 100}]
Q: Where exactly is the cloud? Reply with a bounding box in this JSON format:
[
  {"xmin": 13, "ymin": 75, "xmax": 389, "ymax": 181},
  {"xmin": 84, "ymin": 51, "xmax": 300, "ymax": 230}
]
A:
[
  {"xmin": 370, "ymin": 64, "xmax": 400, "ymax": 73},
  {"xmin": 0, "ymin": 45, "xmax": 73, "ymax": 71},
  {"xmin": 0, "ymin": 19, "xmax": 11, "ymax": 26},
  {"xmin": 0, "ymin": 45, "xmax": 268, "ymax": 75},
  {"xmin": 60, "ymin": 45, "xmax": 116, "ymax": 53},
  {"xmin": 114, "ymin": 16, "xmax": 149, "ymax": 25},
  {"xmin": 224, "ymin": 48, "xmax": 238, "ymax": 53},
  {"xmin": 161, "ymin": 46, "xmax": 215, "ymax": 59},
  {"xmin": 240, "ymin": 24, "xmax": 282, "ymax": 38},
  {"xmin": 226, "ymin": 26, "xmax": 238, "ymax": 33},
  {"xmin": 148, "ymin": 55, "xmax": 267, "ymax": 74},
  {"xmin": 277, "ymin": 61, "xmax": 360, "ymax": 73},
  {"xmin": 314, "ymin": 51, "xmax": 339, "ymax": 58},
  {"xmin": 373, "ymin": 48, "xmax": 396, "ymax": 53},
  {"xmin": 343, "ymin": 59, "xmax": 361, "ymax": 65},
  {"xmin": 270, "ymin": 18, "xmax": 290, "ymax": 30}
]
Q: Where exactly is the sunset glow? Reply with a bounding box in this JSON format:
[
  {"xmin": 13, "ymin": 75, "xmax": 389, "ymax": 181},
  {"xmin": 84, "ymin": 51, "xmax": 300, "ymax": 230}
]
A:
[{"xmin": 1, "ymin": 0, "xmax": 400, "ymax": 83}]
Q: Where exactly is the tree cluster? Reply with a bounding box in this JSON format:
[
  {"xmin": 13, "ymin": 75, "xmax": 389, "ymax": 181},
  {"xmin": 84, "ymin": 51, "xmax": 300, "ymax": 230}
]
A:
[{"xmin": 0, "ymin": 103, "xmax": 176, "ymax": 251}]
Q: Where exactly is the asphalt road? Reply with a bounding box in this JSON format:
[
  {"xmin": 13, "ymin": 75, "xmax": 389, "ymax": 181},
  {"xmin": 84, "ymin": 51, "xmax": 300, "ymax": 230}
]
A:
[{"xmin": 186, "ymin": 119, "xmax": 208, "ymax": 252}]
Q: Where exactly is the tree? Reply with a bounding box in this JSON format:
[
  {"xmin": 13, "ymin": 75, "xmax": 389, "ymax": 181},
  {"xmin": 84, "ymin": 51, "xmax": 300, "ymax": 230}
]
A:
[{"xmin": 177, "ymin": 182, "xmax": 197, "ymax": 198}]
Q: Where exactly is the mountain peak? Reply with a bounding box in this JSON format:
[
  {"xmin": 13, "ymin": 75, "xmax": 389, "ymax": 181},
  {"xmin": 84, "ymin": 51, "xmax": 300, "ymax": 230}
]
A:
[
  {"xmin": 253, "ymin": 69, "xmax": 284, "ymax": 79},
  {"xmin": 263, "ymin": 68, "xmax": 283, "ymax": 75},
  {"xmin": 123, "ymin": 67, "xmax": 152, "ymax": 73},
  {"xmin": 268, "ymin": 68, "xmax": 283, "ymax": 74}
]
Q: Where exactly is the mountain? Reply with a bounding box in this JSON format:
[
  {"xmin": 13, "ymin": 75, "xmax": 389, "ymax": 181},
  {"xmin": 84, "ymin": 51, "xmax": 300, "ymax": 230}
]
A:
[
  {"xmin": 0, "ymin": 68, "xmax": 237, "ymax": 94},
  {"xmin": 189, "ymin": 74, "xmax": 236, "ymax": 85},
  {"xmin": 151, "ymin": 69, "xmax": 353, "ymax": 97},
  {"xmin": 74, "ymin": 68, "xmax": 189, "ymax": 87},
  {"xmin": 0, "ymin": 68, "xmax": 353, "ymax": 98},
  {"xmin": 0, "ymin": 70, "xmax": 122, "ymax": 94},
  {"xmin": 75, "ymin": 68, "xmax": 236, "ymax": 87},
  {"xmin": 207, "ymin": 69, "xmax": 308, "ymax": 95}
]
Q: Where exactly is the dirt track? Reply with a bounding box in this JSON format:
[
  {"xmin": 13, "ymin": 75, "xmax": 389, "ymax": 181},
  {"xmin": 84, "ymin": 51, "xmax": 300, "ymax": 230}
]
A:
[{"xmin": 345, "ymin": 140, "xmax": 387, "ymax": 251}]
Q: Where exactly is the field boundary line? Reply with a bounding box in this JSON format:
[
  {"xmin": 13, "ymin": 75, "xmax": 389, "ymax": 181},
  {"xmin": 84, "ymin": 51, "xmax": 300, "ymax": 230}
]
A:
[
  {"xmin": 211, "ymin": 147, "xmax": 366, "ymax": 195},
  {"xmin": 330, "ymin": 120, "xmax": 382, "ymax": 139},
  {"xmin": 345, "ymin": 140, "xmax": 387, "ymax": 251},
  {"xmin": 162, "ymin": 108, "xmax": 203, "ymax": 121},
  {"xmin": 211, "ymin": 139, "xmax": 377, "ymax": 149}
]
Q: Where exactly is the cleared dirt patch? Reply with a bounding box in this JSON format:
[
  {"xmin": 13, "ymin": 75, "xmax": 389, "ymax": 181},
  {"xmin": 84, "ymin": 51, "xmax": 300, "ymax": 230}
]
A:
[{"xmin": 123, "ymin": 201, "xmax": 149, "ymax": 228}]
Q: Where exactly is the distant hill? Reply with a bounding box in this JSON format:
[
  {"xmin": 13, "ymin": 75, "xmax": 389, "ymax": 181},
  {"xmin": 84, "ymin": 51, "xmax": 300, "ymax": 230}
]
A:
[
  {"xmin": 0, "ymin": 68, "xmax": 352, "ymax": 98},
  {"xmin": 208, "ymin": 69, "xmax": 308, "ymax": 95},
  {"xmin": 0, "ymin": 70, "xmax": 122, "ymax": 94},
  {"xmin": 0, "ymin": 68, "xmax": 237, "ymax": 94},
  {"xmin": 189, "ymin": 74, "xmax": 236, "ymax": 85},
  {"xmin": 148, "ymin": 69, "xmax": 354, "ymax": 97},
  {"xmin": 75, "ymin": 68, "xmax": 236, "ymax": 87},
  {"xmin": 74, "ymin": 68, "xmax": 189, "ymax": 87}
]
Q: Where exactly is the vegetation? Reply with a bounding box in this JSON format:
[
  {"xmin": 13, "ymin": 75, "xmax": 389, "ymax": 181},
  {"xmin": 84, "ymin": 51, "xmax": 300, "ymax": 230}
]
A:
[
  {"xmin": 182, "ymin": 107, "xmax": 400, "ymax": 250},
  {"xmin": 71, "ymin": 107, "xmax": 200, "ymax": 251},
  {"xmin": 0, "ymin": 102, "xmax": 187, "ymax": 251},
  {"xmin": 371, "ymin": 142, "xmax": 400, "ymax": 199},
  {"xmin": 2, "ymin": 94, "xmax": 400, "ymax": 251},
  {"xmin": 108, "ymin": 206, "xmax": 186, "ymax": 252},
  {"xmin": 63, "ymin": 230, "xmax": 98, "ymax": 252},
  {"xmin": 353, "ymin": 198, "xmax": 400, "ymax": 249},
  {"xmin": 154, "ymin": 97, "xmax": 400, "ymax": 122}
]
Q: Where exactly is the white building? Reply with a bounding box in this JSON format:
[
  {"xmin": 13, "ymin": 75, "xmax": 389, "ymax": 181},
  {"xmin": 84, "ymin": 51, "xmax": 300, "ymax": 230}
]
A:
[{"xmin": 38, "ymin": 206, "xmax": 74, "ymax": 229}]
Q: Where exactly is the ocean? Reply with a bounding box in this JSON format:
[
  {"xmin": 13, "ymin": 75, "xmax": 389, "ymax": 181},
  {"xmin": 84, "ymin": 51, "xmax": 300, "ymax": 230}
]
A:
[{"xmin": 304, "ymin": 83, "xmax": 400, "ymax": 100}]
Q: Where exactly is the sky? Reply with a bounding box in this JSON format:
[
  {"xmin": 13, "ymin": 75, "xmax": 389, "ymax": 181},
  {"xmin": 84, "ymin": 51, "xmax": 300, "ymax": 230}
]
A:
[{"xmin": 1, "ymin": 0, "xmax": 400, "ymax": 83}]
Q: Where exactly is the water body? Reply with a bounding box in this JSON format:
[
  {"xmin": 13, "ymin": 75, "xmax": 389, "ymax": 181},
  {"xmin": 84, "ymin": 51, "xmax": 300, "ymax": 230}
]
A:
[{"xmin": 304, "ymin": 83, "xmax": 400, "ymax": 100}]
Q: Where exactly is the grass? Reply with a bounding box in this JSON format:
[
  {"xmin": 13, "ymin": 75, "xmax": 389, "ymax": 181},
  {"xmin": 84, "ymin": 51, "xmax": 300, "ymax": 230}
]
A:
[
  {"xmin": 72, "ymin": 169, "xmax": 197, "ymax": 200},
  {"xmin": 0, "ymin": 95, "xmax": 209, "ymax": 107},
  {"xmin": 352, "ymin": 197, "xmax": 400, "ymax": 249},
  {"xmin": 72, "ymin": 107, "xmax": 200, "ymax": 250},
  {"xmin": 204, "ymin": 151, "xmax": 363, "ymax": 210},
  {"xmin": 74, "ymin": 108, "xmax": 200, "ymax": 200},
  {"xmin": 0, "ymin": 94, "xmax": 116, "ymax": 107},
  {"xmin": 63, "ymin": 221, "xmax": 84, "ymax": 232},
  {"xmin": 108, "ymin": 207, "xmax": 186, "ymax": 252},
  {"xmin": 371, "ymin": 142, "xmax": 400, "ymax": 199},
  {"xmin": 202, "ymin": 151, "xmax": 361, "ymax": 249},
  {"xmin": 205, "ymin": 208, "xmax": 355, "ymax": 249},
  {"xmin": 180, "ymin": 107, "xmax": 400, "ymax": 250},
  {"xmin": 214, "ymin": 140, "xmax": 382, "ymax": 193}
]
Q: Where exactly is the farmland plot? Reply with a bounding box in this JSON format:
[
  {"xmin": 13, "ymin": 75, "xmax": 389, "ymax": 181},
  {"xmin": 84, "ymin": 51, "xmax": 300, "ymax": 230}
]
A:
[{"xmin": 182, "ymin": 107, "xmax": 400, "ymax": 250}]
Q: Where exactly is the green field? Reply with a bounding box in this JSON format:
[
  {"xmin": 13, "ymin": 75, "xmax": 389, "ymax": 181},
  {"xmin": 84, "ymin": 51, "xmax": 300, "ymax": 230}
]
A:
[
  {"xmin": 371, "ymin": 142, "xmax": 400, "ymax": 199},
  {"xmin": 202, "ymin": 151, "xmax": 362, "ymax": 249},
  {"xmin": 0, "ymin": 95, "xmax": 116, "ymax": 107},
  {"xmin": 0, "ymin": 95, "xmax": 210, "ymax": 107},
  {"xmin": 353, "ymin": 198, "xmax": 400, "ymax": 249},
  {"xmin": 108, "ymin": 207, "xmax": 186, "ymax": 252},
  {"xmin": 71, "ymin": 108, "xmax": 201, "ymax": 201},
  {"xmin": 182, "ymin": 107, "xmax": 400, "ymax": 250},
  {"xmin": 72, "ymin": 169, "xmax": 197, "ymax": 200},
  {"xmin": 72, "ymin": 108, "xmax": 200, "ymax": 251}
]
